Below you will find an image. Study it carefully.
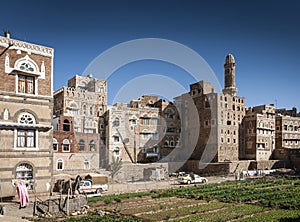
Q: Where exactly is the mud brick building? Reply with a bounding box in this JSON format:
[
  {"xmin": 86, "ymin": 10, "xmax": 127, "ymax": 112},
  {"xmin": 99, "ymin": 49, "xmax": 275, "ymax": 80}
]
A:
[
  {"xmin": 0, "ymin": 32, "xmax": 53, "ymax": 197},
  {"xmin": 105, "ymin": 96, "xmax": 160, "ymax": 166},
  {"xmin": 273, "ymin": 113, "xmax": 300, "ymax": 160},
  {"xmin": 52, "ymin": 75, "xmax": 107, "ymax": 174},
  {"xmin": 175, "ymin": 54, "xmax": 246, "ymax": 174},
  {"xmin": 242, "ymin": 104, "xmax": 276, "ymax": 161}
]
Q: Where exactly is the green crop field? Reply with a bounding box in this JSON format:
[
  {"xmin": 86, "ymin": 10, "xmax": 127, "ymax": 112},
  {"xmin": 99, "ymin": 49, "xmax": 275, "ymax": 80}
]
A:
[{"xmin": 40, "ymin": 177, "xmax": 300, "ymax": 222}]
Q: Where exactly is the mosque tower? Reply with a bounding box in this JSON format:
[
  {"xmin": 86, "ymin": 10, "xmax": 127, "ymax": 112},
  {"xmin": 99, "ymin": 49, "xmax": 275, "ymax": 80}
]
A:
[{"xmin": 222, "ymin": 54, "xmax": 238, "ymax": 96}]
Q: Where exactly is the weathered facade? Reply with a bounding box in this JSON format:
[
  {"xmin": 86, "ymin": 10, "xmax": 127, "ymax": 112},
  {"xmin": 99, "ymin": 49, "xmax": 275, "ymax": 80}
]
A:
[
  {"xmin": 242, "ymin": 105, "xmax": 275, "ymax": 161},
  {"xmin": 154, "ymin": 99, "xmax": 181, "ymax": 159},
  {"xmin": 104, "ymin": 96, "xmax": 161, "ymax": 166},
  {"xmin": 175, "ymin": 54, "xmax": 246, "ymax": 169},
  {"xmin": 273, "ymin": 114, "xmax": 300, "ymax": 160},
  {"xmin": 52, "ymin": 75, "xmax": 107, "ymax": 174},
  {"xmin": 0, "ymin": 32, "xmax": 53, "ymax": 197}
]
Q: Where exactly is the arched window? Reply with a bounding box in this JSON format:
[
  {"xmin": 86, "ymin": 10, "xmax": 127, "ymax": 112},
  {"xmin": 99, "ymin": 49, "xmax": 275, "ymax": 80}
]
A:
[
  {"xmin": 176, "ymin": 138, "xmax": 180, "ymax": 146},
  {"xmin": 17, "ymin": 113, "xmax": 36, "ymax": 148},
  {"xmin": 79, "ymin": 139, "xmax": 85, "ymax": 151},
  {"xmin": 170, "ymin": 137, "xmax": 175, "ymax": 147},
  {"xmin": 153, "ymin": 144, "xmax": 158, "ymax": 153},
  {"xmin": 62, "ymin": 139, "xmax": 70, "ymax": 152},
  {"xmin": 53, "ymin": 138, "xmax": 58, "ymax": 152},
  {"xmin": 19, "ymin": 62, "xmax": 35, "ymax": 72},
  {"xmin": 14, "ymin": 56, "xmax": 39, "ymax": 95},
  {"xmin": 89, "ymin": 140, "xmax": 95, "ymax": 151},
  {"xmin": 83, "ymin": 105, "xmax": 86, "ymax": 115},
  {"xmin": 16, "ymin": 162, "xmax": 34, "ymax": 190},
  {"xmin": 165, "ymin": 108, "xmax": 174, "ymax": 119},
  {"xmin": 113, "ymin": 117, "xmax": 120, "ymax": 127},
  {"xmin": 84, "ymin": 160, "xmax": 90, "ymax": 170},
  {"xmin": 164, "ymin": 139, "xmax": 169, "ymax": 146},
  {"xmin": 99, "ymin": 85, "xmax": 104, "ymax": 93},
  {"xmin": 114, "ymin": 147, "xmax": 120, "ymax": 156},
  {"xmin": 57, "ymin": 159, "xmax": 64, "ymax": 170},
  {"xmin": 63, "ymin": 119, "xmax": 70, "ymax": 131},
  {"xmin": 19, "ymin": 113, "xmax": 35, "ymax": 124}
]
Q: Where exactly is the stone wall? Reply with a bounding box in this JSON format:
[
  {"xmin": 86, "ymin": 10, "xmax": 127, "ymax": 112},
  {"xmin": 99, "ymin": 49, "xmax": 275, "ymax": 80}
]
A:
[
  {"xmin": 113, "ymin": 162, "xmax": 168, "ymax": 183},
  {"xmin": 36, "ymin": 196, "xmax": 88, "ymax": 215},
  {"xmin": 179, "ymin": 160, "xmax": 290, "ymax": 176}
]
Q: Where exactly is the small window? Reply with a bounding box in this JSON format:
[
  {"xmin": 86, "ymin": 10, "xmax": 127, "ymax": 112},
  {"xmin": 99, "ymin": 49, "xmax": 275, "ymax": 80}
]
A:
[
  {"xmin": 142, "ymin": 119, "xmax": 149, "ymax": 125},
  {"xmin": 99, "ymin": 85, "xmax": 104, "ymax": 93},
  {"xmin": 53, "ymin": 138, "xmax": 58, "ymax": 152},
  {"xmin": 57, "ymin": 159, "xmax": 64, "ymax": 170},
  {"xmin": 114, "ymin": 147, "xmax": 120, "ymax": 156},
  {"xmin": 152, "ymin": 118, "xmax": 158, "ymax": 125},
  {"xmin": 113, "ymin": 117, "xmax": 120, "ymax": 127},
  {"xmin": 63, "ymin": 119, "xmax": 70, "ymax": 132},
  {"xmin": 114, "ymin": 136, "xmax": 119, "ymax": 142},
  {"xmin": 84, "ymin": 160, "xmax": 90, "ymax": 170},
  {"xmin": 205, "ymin": 120, "xmax": 209, "ymax": 126},
  {"xmin": 62, "ymin": 139, "xmax": 70, "ymax": 152},
  {"xmin": 79, "ymin": 139, "xmax": 85, "ymax": 151},
  {"xmin": 130, "ymin": 119, "xmax": 137, "ymax": 125},
  {"xmin": 89, "ymin": 140, "xmax": 95, "ymax": 151}
]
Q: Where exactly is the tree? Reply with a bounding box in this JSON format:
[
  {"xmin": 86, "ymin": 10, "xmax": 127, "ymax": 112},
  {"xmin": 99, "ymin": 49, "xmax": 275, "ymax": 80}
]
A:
[{"xmin": 109, "ymin": 157, "xmax": 122, "ymax": 180}]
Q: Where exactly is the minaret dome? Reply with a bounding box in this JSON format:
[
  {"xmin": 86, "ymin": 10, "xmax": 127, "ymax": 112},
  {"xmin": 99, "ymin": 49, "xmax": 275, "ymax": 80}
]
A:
[{"xmin": 225, "ymin": 54, "xmax": 235, "ymax": 64}]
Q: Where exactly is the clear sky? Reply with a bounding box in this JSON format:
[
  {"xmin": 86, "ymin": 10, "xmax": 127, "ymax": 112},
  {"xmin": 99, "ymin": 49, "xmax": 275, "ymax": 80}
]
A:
[{"xmin": 1, "ymin": 0, "xmax": 299, "ymax": 110}]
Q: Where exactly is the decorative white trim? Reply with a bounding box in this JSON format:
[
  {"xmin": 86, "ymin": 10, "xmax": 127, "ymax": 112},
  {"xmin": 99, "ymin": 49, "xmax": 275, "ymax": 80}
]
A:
[
  {"xmin": 6, "ymin": 54, "xmax": 46, "ymax": 79},
  {"xmin": 0, "ymin": 36, "xmax": 53, "ymax": 57},
  {"xmin": 3, "ymin": 108, "xmax": 9, "ymax": 120}
]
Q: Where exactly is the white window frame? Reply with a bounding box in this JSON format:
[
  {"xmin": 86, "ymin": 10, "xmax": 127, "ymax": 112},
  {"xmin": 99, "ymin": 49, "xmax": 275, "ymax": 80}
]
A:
[
  {"xmin": 57, "ymin": 159, "xmax": 64, "ymax": 170},
  {"xmin": 62, "ymin": 139, "xmax": 70, "ymax": 152}
]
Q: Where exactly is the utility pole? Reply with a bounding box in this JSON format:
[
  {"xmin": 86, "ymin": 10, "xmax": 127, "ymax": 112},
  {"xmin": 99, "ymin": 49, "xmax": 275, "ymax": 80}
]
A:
[
  {"xmin": 134, "ymin": 126, "xmax": 136, "ymax": 163},
  {"xmin": 116, "ymin": 128, "xmax": 135, "ymax": 163}
]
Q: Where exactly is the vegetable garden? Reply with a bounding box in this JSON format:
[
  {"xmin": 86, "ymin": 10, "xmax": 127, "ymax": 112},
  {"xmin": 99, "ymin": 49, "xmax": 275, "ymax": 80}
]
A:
[{"xmin": 44, "ymin": 177, "xmax": 300, "ymax": 221}]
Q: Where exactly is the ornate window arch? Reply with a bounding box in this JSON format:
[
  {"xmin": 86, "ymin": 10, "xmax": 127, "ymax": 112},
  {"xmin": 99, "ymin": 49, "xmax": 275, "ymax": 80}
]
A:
[
  {"xmin": 16, "ymin": 113, "xmax": 36, "ymax": 148},
  {"xmin": 14, "ymin": 55, "xmax": 39, "ymax": 73},
  {"xmin": 18, "ymin": 112, "xmax": 36, "ymax": 124}
]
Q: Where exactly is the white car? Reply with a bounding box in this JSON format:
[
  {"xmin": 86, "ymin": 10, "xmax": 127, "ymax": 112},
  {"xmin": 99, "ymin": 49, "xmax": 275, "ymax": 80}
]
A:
[{"xmin": 178, "ymin": 174, "xmax": 208, "ymax": 184}]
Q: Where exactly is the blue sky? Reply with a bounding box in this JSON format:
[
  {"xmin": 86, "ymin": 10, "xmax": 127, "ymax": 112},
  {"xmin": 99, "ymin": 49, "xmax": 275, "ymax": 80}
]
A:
[{"xmin": 1, "ymin": 0, "xmax": 300, "ymax": 110}]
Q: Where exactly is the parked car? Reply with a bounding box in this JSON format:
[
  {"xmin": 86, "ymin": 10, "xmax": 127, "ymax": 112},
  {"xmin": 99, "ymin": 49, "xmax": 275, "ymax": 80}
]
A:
[
  {"xmin": 178, "ymin": 173, "xmax": 208, "ymax": 184},
  {"xmin": 79, "ymin": 180, "xmax": 108, "ymax": 194},
  {"xmin": 78, "ymin": 174, "xmax": 108, "ymax": 194}
]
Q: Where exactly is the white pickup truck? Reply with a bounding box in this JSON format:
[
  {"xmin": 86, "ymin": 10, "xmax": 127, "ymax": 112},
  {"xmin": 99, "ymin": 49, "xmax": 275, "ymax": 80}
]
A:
[{"xmin": 79, "ymin": 179, "xmax": 108, "ymax": 194}]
